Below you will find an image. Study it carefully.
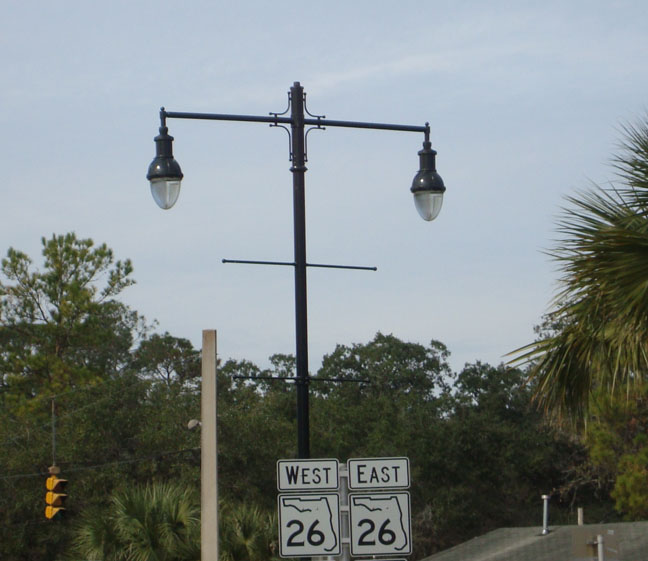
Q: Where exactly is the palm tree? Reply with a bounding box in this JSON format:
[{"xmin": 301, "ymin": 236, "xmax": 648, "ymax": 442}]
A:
[
  {"xmin": 511, "ymin": 118, "xmax": 648, "ymax": 420},
  {"xmin": 219, "ymin": 501, "xmax": 279, "ymax": 561},
  {"xmin": 73, "ymin": 481, "xmax": 200, "ymax": 561},
  {"xmin": 73, "ymin": 483, "xmax": 280, "ymax": 561}
]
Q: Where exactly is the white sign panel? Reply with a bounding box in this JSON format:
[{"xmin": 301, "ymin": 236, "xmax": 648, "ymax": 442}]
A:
[
  {"xmin": 277, "ymin": 459, "xmax": 339, "ymax": 491},
  {"xmin": 278, "ymin": 493, "xmax": 341, "ymax": 558},
  {"xmin": 348, "ymin": 457, "xmax": 410, "ymax": 489},
  {"xmin": 349, "ymin": 492, "xmax": 412, "ymax": 557}
]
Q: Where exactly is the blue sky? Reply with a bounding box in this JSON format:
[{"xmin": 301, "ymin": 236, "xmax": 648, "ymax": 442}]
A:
[{"xmin": 2, "ymin": 0, "xmax": 647, "ymax": 373}]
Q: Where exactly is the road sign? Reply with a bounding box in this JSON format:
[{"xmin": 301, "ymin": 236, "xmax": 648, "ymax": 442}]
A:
[
  {"xmin": 349, "ymin": 492, "xmax": 411, "ymax": 557},
  {"xmin": 348, "ymin": 457, "xmax": 410, "ymax": 490},
  {"xmin": 277, "ymin": 458, "xmax": 339, "ymax": 491},
  {"xmin": 278, "ymin": 493, "xmax": 341, "ymax": 558}
]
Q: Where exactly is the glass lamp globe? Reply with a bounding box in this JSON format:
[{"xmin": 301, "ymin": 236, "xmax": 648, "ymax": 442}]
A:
[
  {"xmin": 150, "ymin": 178, "xmax": 182, "ymax": 210},
  {"xmin": 413, "ymin": 190, "xmax": 444, "ymax": 221}
]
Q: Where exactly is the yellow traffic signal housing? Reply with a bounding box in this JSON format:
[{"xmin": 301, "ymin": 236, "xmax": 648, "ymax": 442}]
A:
[{"xmin": 45, "ymin": 475, "xmax": 67, "ymax": 520}]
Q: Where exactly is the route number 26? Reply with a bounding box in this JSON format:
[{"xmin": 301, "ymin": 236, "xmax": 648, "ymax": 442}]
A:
[
  {"xmin": 357, "ymin": 518, "xmax": 397, "ymax": 546},
  {"xmin": 286, "ymin": 519, "xmax": 325, "ymax": 547}
]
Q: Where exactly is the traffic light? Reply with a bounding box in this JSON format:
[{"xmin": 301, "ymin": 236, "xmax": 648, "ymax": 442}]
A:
[{"xmin": 45, "ymin": 475, "xmax": 67, "ymax": 520}]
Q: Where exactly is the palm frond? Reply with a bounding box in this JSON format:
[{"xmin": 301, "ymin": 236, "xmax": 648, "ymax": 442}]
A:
[{"xmin": 510, "ymin": 118, "xmax": 648, "ymax": 420}]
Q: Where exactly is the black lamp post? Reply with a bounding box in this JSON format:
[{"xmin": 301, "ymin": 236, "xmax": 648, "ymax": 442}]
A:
[{"xmin": 147, "ymin": 81, "xmax": 445, "ymax": 459}]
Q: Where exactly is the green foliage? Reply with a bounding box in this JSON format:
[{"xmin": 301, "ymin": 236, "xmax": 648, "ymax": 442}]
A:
[
  {"xmin": 312, "ymin": 333, "xmax": 452, "ymax": 462},
  {"xmin": 309, "ymin": 336, "xmax": 579, "ymax": 556},
  {"xmin": 73, "ymin": 489, "xmax": 279, "ymax": 561},
  {"xmin": 72, "ymin": 481, "xmax": 200, "ymax": 561},
  {"xmin": 413, "ymin": 362, "xmax": 580, "ymax": 552},
  {"xmin": 584, "ymin": 387, "xmax": 648, "ymax": 519},
  {"xmin": 219, "ymin": 501, "xmax": 279, "ymax": 561},
  {"xmin": 132, "ymin": 332, "xmax": 200, "ymax": 388},
  {"xmin": 0, "ymin": 234, "xmax": 199, "ymax": 560},
  {"xmin": 0, "ymin": 370, "xmax": 201, "ymax": 560},
  {"xmin": 0, "ymin": 233, "xmax": 142, "ymax": 415},
  {"xmin": 216, "ymin": 357, "xmax": 295, "ymax": 509},
  {"xmin": 612, "ymin": 440, "xmax": 648, "ymax": 518}
]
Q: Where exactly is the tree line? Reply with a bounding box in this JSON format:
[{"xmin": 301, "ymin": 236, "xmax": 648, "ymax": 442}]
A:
[{"xmin": 0, "ymin": 234, "xmax": 606, "ymax": 560}]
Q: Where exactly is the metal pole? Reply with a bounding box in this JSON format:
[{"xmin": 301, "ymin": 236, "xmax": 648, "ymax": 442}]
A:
[
  {"xmin": 597, "ymin": 534, "xmax": 605, "ymax": 561},
  {"xmin": 290, "ymin": 81, "xmax": 310, "ymax": 460},
  {"xmin": 201, "ymin": 330, "xmax": 218, "ymax": 561},
  {"xmin": 51, "ymin": 398, "xmax": 56, "ymax": 466},
  {"xmin": 541, "ymin": 494, "xmax": 550, "ymax": 535},
  {"xmin": 340, "ymin": 465, "xmax": 351, "ymax": 561}
]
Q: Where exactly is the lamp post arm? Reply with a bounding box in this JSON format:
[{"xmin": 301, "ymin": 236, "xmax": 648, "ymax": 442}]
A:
[
  {"xmin": 306, "ymin": 117, "xmax": 428, "ymax": 134},
  {"xmin": 162, "ymin": 109, "xmax": 429, "ymax": 136},
  {"xmin": 163, "ymin": 110, "xmax": 291, "ymax": 126}
]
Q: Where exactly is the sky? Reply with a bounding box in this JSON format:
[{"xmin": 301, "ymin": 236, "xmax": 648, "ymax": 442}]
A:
[{"xmin": 2, "ymin": 0, "xmax": 647, "ymax": 375}]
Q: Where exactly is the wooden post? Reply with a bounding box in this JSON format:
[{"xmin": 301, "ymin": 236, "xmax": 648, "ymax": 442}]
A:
[{"xmin": 201, "ymin": 330, "xmax": 218, "ymax": 561}]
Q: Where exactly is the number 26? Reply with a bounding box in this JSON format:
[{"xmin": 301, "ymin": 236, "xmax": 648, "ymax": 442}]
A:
[
  {"xmin": 286, "ymin": 519, "xmax": 325, "ymax": 547},
  {"xmin": 358, "ymin": 518, "xmax": 396, "ymax": 545}
]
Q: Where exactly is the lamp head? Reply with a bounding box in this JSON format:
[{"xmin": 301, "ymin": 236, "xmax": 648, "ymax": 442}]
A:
[
  {"xmin": 411, "ymin": 140, "xmax": 445, "ymax": 221},
  {"xmin": 147, "ymin": 115, "xmax": 183, "ymax": 209}
]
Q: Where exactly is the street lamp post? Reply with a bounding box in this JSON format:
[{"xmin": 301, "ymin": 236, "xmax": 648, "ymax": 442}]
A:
[{"xmin": 147, "ymin": 81, "xmax": 445, "ymax": 459}]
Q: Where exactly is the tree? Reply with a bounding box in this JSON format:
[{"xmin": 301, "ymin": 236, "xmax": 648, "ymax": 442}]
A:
[
  {"xmin": 583, "ymin": 386, "xmax": 648, "ymax": 519},
  {"xmin": 0, "ymin": 234, "xmax": 149, "ymax": 560},
  {"xmin": 511, "ymin": 118, "xmax": 648, "ymax": 419},
  {"xmin": 132, "ymin": 332, "xmax": 200, "ymax": 388},
  {"xmin": 0, "ymin": 368, "xmax": 202, "ymax": 561},
  {"xmin": 219, "ymin": 501, "xmax": 279, "ymax": 561},
  {"xmin": 311, "ymin": 333, "xmax": 453, "ymax": 462},
  {"xmin": 73, "ymin": 481, "xmax": 200, "ymax": 561},
  {"xmin": 612, "ymin": 442, "xmax": 648, "ymax": 518},
  {"xmin": 0, "ymin": 234, "xmax": 208, "ymax": 560},
  {"xmin": 415, "ymin": 362, "xmax": 582, "ymax": 553},
  {"xmin": 0, "ymin": 233, "xmax": 143, "ymax": 413},
  {"xmin": 215, "ymin": 357, "xmax": 295, "ymax": 509}
]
